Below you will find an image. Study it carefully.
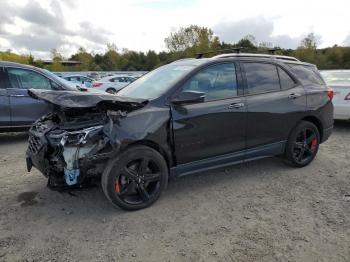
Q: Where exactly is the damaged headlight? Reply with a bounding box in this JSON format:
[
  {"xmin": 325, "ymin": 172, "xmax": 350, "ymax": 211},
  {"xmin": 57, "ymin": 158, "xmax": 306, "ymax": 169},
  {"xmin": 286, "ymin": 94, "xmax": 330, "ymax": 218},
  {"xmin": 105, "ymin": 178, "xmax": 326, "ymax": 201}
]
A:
[{"xmin": 56, "ymin": 125, "xmax": 105, "ymax": 185}]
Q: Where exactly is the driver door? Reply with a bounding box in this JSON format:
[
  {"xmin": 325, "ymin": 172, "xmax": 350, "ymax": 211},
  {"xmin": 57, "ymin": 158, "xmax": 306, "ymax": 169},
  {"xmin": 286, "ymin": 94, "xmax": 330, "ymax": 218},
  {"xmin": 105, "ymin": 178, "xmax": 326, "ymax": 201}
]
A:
[{"xmin": 171, "ymin": 62, "xmax": 247, "ymax": 165}]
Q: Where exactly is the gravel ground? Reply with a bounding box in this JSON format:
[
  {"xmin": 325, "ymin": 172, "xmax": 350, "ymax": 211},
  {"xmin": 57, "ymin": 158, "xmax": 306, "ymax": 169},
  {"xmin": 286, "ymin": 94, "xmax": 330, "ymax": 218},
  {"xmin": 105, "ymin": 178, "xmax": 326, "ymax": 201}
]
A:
[{"xmin": 0, "ymin": 122, "xmax": 349, "ymax": 262}]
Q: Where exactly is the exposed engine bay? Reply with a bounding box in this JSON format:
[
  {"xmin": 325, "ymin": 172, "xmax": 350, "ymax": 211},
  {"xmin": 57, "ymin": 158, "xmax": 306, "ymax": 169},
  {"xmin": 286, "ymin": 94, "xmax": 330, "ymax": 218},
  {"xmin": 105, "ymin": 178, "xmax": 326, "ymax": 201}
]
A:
[{"xmin": 26, "ymin": 89, "xmax": 149, "ymax": 189}]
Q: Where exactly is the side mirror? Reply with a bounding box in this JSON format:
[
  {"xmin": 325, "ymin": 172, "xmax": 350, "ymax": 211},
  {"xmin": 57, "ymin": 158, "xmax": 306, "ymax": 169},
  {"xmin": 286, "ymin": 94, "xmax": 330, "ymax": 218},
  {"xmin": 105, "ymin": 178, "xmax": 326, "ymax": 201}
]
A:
[{"xmin": 171, "ymin": 91, "xmax": 205, "ymax": 105}]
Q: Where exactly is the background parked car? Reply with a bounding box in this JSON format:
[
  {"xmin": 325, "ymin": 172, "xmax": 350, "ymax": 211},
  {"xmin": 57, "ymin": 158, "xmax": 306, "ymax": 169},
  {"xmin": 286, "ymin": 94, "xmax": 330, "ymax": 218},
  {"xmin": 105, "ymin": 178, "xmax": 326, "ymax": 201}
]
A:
[
  {"xmin": 0, "ymin": 61, "xmax": 100, "ymax": 131},
  {"xmin": 92, "ymin": 75, "xmax": 137, "ymax": 94},
  {"xmin": 320, "ymin": 70, "xmax": 350, "ymax": 120},
  {"xmin": 87, "ymin": 72, "xmax": 100, "ymax": 80},
  {"xmin": 63, "ymin": 75, "xmax": 95, "ymax": 88}
]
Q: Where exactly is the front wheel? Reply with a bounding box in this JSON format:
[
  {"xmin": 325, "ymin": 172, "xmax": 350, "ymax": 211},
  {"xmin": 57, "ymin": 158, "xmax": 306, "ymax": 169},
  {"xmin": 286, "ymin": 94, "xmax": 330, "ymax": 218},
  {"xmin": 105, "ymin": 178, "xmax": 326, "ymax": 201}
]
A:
[
  {"xmin": 101, "ymin": 145, "xmax": 168, "ymax": 210},
  {"xmin": 284, "ymin": 121, "xmax": 320, "ymax": 167}
]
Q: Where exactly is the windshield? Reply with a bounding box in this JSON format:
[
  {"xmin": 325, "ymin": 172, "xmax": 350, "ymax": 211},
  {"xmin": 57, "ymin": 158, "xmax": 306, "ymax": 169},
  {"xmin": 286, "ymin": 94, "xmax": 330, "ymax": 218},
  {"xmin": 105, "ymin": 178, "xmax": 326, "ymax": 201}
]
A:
[
  {"xmin": 321, "ymin": 71, "xmax": 350, "ymax": 85},
  {"xmin": 117, "ymin": 64, "xmax": 195, "ymax": 99}
]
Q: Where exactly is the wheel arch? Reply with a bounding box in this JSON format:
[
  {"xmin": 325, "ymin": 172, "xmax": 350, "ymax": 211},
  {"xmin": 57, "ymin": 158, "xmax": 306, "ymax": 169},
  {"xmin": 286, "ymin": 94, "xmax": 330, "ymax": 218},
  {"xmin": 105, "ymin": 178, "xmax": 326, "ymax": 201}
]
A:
[
  {"xmin": 127, "ymin": 140, "xmax": 173, "ymax": 169},
  {"xmin": 301, "ymin": 115, "xmax": 323, "ymax": 141}
]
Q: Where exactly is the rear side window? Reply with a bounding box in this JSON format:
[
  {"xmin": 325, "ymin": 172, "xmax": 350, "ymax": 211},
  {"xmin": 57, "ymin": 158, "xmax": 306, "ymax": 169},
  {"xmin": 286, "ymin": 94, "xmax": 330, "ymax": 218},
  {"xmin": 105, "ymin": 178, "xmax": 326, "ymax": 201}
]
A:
[
  {"xmin": 287, "ymin": 64, "xmax": 324, "ymax": 85},
  {"xmin": 278, "ymin": 67, "xmax": 296, "ymax": 89},
  {"xmin": 244, "ymin": 63, "xmax": 280, "ymax": 94}
]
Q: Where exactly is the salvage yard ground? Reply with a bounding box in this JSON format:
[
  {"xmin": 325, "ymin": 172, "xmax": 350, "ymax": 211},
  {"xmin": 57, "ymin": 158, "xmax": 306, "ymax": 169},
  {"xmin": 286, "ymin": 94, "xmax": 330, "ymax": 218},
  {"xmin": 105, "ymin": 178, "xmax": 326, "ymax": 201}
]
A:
[{"xmin": 0, "ymin": 122, "xmax": 349, "ymax": 262}]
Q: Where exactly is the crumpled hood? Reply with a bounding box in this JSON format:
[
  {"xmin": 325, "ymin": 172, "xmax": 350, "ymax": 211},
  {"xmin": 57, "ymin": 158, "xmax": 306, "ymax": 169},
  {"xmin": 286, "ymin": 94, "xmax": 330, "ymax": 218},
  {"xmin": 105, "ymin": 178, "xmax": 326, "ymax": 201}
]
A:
[{"xmin": 28, "ymin": 89, "xmax": 148, "ymax": 111}]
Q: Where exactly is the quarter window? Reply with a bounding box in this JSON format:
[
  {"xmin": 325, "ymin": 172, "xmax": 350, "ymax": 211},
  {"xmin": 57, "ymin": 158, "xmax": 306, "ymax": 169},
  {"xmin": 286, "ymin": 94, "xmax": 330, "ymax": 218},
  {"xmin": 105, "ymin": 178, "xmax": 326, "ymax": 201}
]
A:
[
  {"xmin": 278, "ymin": 67, "xmax": 296, "ymax": 89},
  {"xmin": 182, "ymin": 63, "xmax": 238, "ymax": 101},
  {"xmin": 287, "ymin": 64, "xmax": 324, "ymax": 85},
  {"xmin": 7, "ymin": 68, "xmax": 52, "ymax": 90},
  {"xmin": 244, "ymin": 63, "xmax": 280, "ymax": 94}
]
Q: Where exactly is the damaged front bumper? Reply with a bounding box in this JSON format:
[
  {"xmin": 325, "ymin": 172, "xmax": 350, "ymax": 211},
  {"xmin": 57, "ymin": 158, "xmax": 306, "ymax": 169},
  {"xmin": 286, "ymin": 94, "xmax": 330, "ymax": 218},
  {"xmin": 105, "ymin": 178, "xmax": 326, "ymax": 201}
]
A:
[
  {"xmin": 25, "ymin": 89, "xmax": 148, "ymax": 190},
  {"xmin": 26, "ymin": 115, "xmax": 116, "ymax": 190}
]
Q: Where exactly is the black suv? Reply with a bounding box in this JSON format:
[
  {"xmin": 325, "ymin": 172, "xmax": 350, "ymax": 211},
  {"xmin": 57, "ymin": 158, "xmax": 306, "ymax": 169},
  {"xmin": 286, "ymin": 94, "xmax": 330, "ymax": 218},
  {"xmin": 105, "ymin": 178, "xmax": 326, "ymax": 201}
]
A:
[{"xmin": 26, "ymin": 53, "xmax": 333, "ymax": 210}]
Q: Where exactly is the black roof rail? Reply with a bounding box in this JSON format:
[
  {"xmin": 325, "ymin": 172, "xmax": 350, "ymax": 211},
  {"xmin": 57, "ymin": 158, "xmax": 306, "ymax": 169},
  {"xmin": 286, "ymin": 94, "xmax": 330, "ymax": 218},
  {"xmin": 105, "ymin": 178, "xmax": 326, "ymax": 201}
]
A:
[
  {"xmin": 212, "ymin": 53, "xmax": 300, "ymax": 62},
  {"xmin": 196, "ymin": 47, "xmax": 244, "ymax": 59}
]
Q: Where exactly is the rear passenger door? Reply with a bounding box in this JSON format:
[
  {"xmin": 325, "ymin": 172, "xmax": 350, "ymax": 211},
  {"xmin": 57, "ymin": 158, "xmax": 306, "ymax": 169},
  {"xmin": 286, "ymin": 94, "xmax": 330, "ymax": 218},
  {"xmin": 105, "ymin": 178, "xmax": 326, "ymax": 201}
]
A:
[
  {"xmin": 0, "ymin": 67, "xmax": 11, "ymax": 127},
  {"xmin": 242, "ymin": 61, "xmax": 306, "ymax": 152},
  {"xmin": 5, "ymin": 67, "xmax": 52, "ymax": 127}
]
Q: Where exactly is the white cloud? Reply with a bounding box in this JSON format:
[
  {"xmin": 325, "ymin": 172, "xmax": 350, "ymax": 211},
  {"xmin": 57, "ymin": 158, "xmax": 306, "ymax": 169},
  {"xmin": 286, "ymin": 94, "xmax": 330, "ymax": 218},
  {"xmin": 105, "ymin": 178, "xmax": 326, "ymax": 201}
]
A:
[{"xmin": 0, "ymin": 0, "xmax": 349, "ymax": 58}]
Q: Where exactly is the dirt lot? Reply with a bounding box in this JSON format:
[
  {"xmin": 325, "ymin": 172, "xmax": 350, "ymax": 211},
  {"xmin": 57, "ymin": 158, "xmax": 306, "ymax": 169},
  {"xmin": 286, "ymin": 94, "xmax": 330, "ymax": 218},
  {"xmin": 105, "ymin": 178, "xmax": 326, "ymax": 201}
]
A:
[{"xmin": 0, "ymin": 122, "xmax": 349, "ymax": 262}]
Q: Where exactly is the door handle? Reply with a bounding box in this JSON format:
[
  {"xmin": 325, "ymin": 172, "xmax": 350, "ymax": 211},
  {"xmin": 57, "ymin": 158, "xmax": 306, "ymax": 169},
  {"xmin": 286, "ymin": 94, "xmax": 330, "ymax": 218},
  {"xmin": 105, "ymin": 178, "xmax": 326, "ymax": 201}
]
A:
[
  {"xmin": 288, "ymin": 93, "xmax": 301, "ymax": 99},
  {"xmin": 228, "ymin": 102, "xmax": 245, "ymax": 109},
  {"xmin": 10, "ymin": 94, "xmax": 25, "ymax": 97}
]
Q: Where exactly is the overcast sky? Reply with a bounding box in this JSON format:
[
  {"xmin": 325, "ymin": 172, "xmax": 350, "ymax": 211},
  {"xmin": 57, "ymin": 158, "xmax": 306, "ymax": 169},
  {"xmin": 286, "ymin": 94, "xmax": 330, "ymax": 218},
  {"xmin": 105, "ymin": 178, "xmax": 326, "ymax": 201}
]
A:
[{"xmin": 0, "ymin": 0, "xmax": 349, "ymax": 58}]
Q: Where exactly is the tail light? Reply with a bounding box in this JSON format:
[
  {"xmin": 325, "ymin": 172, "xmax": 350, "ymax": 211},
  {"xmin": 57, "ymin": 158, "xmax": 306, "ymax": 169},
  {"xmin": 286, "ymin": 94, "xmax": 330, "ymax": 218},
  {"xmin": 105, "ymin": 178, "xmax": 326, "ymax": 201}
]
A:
[
  {"xmin": 93, "ymin": 82, "xmax": 102, "ymax": 88},
  {"xmin": 345, "ymin": 93, "xmax": 350, "ymax": 100},
  {"xmin": 327, "ymin": 87, "xmax": 334, "ymax": 100}
]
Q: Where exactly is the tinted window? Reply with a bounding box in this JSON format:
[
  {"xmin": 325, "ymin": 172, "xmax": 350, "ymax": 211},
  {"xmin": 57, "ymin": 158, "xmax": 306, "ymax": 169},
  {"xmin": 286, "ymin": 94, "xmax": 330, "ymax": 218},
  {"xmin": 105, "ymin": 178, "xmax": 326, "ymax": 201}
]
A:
[
  {"xmin": 0, "ymin": 68, "xmax": 5, "ymax": 89},
  {"xmin": 7, "ymin": 68, "xmax": 52, "ymax": 90},
  {"xmin": 287, "ymin": 64, "xmax": 324, "ymax": 85},
  {"xmin": 182, "ymin": 63, "xmax": 237, "ymax": 101},
  {"xmin": 278, "ymin": 67, "xmax": 296, "ymax": 89},
  {"xmin": 244, "ymin": 63, "xmax": 280, "ymax": 94}
]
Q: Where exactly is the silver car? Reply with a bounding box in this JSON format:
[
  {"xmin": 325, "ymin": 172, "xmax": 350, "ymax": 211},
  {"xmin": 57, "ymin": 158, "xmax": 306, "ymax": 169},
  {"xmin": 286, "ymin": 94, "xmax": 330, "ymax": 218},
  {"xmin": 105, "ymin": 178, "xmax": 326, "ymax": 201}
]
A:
[
  {"xmin": 92, "ymin": 75, "xmax": 137, "ymax": 94},
  {"xmin": 321, "ymin": 70, "xmax": 350, "ymax": 120}
]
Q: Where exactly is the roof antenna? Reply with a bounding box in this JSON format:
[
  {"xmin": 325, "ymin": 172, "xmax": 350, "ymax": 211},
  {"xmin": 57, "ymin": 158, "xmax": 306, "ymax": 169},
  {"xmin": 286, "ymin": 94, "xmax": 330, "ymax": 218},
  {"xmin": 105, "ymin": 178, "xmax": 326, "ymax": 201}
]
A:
[
  {"xmin": 268, "ymin": 47, "xmax": 281, "ymax": 55},
  {"xmin": 231, "ymin": 47, "xmax": 244, "ymax": 54},
  {"xmin": 195, "ymin": 47, "xmax": 245, "ymax": 59}
]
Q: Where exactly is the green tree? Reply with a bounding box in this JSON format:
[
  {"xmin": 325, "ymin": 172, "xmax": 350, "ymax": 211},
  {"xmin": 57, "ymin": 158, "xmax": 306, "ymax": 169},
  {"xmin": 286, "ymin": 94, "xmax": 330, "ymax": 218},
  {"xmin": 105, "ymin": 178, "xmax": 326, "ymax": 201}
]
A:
[
  {"xmin": 70, "ymin": 47, "xmax": 94, "ymax": 71},
  {"xmin": 145, "ymin": 50, "xmax": 160, "ymax": 70},
  {"xmin": 164, "ymin": 25, "xmax": 220, "ymax": 57},
  {"xmin": 294, "ymin": 33, "xmax": 319, "ymax": 64}
]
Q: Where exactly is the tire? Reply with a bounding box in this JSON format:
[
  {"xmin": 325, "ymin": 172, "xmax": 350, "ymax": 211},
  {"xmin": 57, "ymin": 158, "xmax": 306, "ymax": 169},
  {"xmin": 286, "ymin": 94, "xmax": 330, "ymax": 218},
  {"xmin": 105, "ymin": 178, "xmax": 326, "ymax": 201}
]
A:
[
  {"xmin": 106, "ymin": 88, "xmax": 117, "ymax": 94},
  {"xmin": 101, "ymin": 145, "xmax": 168, "ymax": 211},
  {"xmin": 284, "ymin": 121, "xmax": 320, "ymax": 167}
]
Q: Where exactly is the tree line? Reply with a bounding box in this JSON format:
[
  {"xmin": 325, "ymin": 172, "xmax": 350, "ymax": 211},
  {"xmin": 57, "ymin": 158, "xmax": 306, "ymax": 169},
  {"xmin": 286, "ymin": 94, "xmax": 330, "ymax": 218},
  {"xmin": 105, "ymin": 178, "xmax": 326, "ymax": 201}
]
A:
[{"xmin": 1, "ymin": 25, "xmax": 350, "ymax": 71}]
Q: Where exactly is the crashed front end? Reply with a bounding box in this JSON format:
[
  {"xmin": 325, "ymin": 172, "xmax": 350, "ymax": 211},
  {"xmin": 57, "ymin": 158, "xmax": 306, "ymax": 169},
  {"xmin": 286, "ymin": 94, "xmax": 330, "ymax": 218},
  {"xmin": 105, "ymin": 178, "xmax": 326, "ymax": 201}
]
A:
[{"xmin": 26, "ymin": 89, "xmax": 147, "ymax": 189}]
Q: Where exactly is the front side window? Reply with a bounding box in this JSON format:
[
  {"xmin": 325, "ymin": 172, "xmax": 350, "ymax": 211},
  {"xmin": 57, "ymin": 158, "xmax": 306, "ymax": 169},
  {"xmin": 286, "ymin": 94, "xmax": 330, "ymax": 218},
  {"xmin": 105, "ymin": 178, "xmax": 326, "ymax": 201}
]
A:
[
  {"xmin": 244, "ymin": 63, "xmax": 280, "ymax": 94},
  {"xmin": 7, "ymin": 68, "xmax": 52, "ymax": 90},
  {"xmin": 182, "ymin": 63, "xmax": 238, "ymax": 101}
]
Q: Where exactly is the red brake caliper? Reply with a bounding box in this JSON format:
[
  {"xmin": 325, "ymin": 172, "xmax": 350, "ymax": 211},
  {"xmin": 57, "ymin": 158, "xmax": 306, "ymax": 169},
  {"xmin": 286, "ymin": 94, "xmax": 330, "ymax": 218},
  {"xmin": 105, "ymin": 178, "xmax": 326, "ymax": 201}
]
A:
[
  {"xmin": 114, "ymin": 179, "xmax": 121, "ymax": 193},
  {"xmin": 311, "ymin": 138, "xmax": 317, "ymax": 152}
]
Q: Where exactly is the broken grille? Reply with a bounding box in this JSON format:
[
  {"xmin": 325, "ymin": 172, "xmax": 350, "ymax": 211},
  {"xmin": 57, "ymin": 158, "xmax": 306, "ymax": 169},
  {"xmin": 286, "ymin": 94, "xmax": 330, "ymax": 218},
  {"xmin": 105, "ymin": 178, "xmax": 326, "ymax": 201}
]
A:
[{"xmin": 28, "ymin": 135, "xmax": 43, "ymax": 154}]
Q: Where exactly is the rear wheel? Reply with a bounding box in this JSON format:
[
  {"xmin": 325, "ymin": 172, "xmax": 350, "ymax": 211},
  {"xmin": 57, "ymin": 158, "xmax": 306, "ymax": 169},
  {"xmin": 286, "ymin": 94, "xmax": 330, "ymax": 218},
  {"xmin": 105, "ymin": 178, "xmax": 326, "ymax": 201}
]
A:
[
  {"xmin": 284, "ymin": 121, "xmax": 320, "ymax": 167},
  {"xmin": 101, "ymin": 145, "xmax": 168, "ymax": 210}
]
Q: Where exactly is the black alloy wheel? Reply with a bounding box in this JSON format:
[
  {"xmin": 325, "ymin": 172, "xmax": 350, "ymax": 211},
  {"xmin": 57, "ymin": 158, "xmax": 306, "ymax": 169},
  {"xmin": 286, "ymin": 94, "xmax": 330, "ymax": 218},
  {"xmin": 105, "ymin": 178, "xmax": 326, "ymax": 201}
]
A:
[
  {"xmin": 285, "ymin": 121, "xmax": 320, "ymax": 167},
  {"xmin": 292, "ymin": 127, "xmax": 318, "ymax": 164},
  {"xmin": 102, "ymin": 145, "xmax": 168, "ymax": 210},
  {"xmin": 114, "ymin": 158, "xmax": 162, "ymax": 205}
]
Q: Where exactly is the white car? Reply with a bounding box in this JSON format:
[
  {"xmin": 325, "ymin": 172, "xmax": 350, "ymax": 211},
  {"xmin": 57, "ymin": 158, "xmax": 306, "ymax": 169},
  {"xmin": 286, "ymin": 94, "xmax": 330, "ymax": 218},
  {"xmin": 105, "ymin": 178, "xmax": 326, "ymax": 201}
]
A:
[
  {"xmin": 321, "ymin": 70, "xmax": 350, "ymax": 120},
  {"xmin": 63, "ymin": 75, "xmax": 95, "ymax": 89},
  {"xmin": 92, "ymin": 75, "xmax": 137, "ymax": 94}
]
